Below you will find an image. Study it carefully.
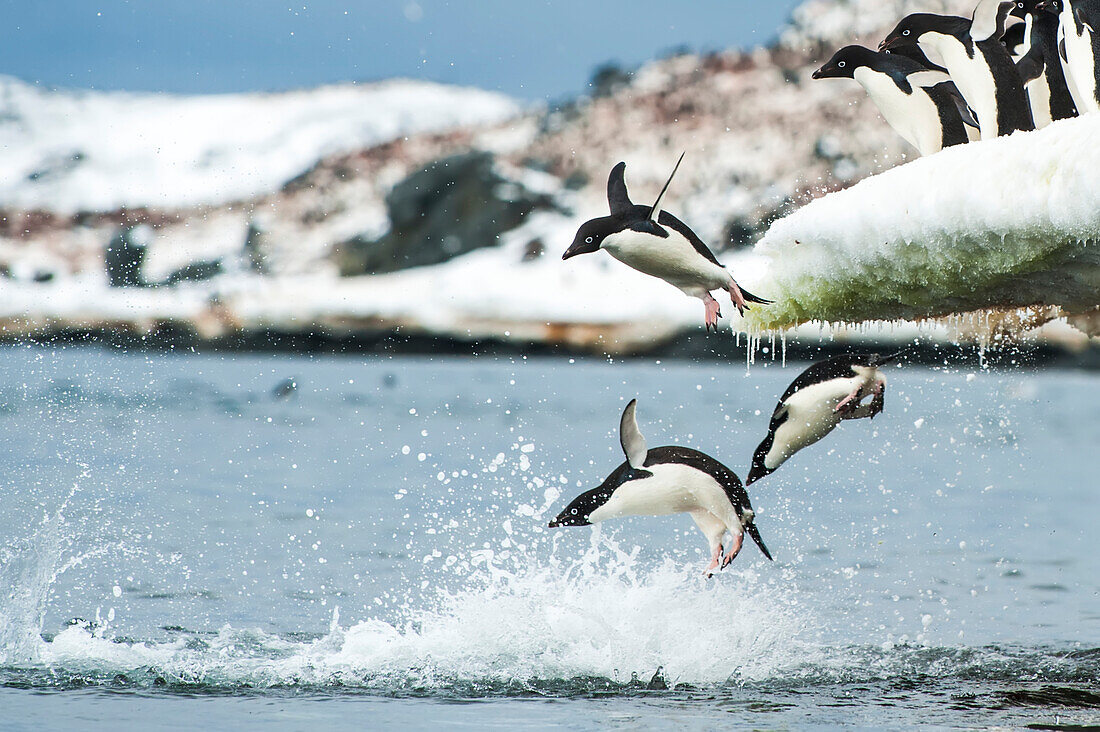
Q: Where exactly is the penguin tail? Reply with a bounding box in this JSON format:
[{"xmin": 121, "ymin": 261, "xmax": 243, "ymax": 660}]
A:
[
  {"xmin": 746, "ymin": 523, "xmax": 773, "ymax": 561},
  {"xmin": 745, "ymin": 462, "xmax": 768, "ymax": 486},
  {"xmin": 739, "ymin": 286, "xmax": 772, "ymax": 306},
  {"xmin": 873, "ymin": 346, "xmax": 913, "ymax": 366}
]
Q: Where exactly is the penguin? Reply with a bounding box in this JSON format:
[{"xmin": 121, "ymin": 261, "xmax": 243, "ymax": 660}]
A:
[
  {"xmin": 271, "ymin": 377, "xmax": 298, "ymax": 400},
  {"xmin": 813, "ymin": 45, "xmax": 979, "ymax": 155},
  {"xmin": 549, "ymin": 399, "xmax": 772, "ymax": 576},
  {"xmin": 1055, "ymin": 0, "xmax": 1100, "ymax": 113},
  {"xmin": 746, "ymin": 352, "xmax": 901, "ymax": 486},
  {"xmin": 1011, "ymin": 0, "xmax": 1079, "ymax": 125},
  {"xmin": 880, "ymin": 9, "xmax": 1035, "ymax": 139},
  {"xmin": 562, "ymin": 156, "xmax": 770, "ymax": 331}
]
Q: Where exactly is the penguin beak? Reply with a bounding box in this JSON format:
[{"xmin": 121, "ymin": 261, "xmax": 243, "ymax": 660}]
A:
[
  {"xmin": 562, "ymin": 237, "xmax": 596, "ymax": 260},
  {"xmin": 879, "ymin": 36, "xmax": 901, "ymax": 51},
  {"xmin": 811, "ymin": 66, "xmax": 827, "ymax": 79}
]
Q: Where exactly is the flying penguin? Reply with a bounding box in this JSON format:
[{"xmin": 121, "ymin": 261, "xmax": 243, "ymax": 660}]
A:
[
  {"xmin": 880, "ymin": 4, "xmax": 1035, "ymax": 139},
  {"xmin": 549, "ymin": 399, "xmax": 772, "ymax": 576},
  {"xmin": 562, "ymin": 156, "xmax": 771, "ymax": 331},
  {"xmin": 813, "ymin": 45, "xmax": 980, "ymax": 155},
  {"xmin": 746, "ymin": 352, "xmax": 902, "ymax": 486},
  {"xmin": 1012, "ymin": 0, "xmax": 1079, "ymax": 126}
]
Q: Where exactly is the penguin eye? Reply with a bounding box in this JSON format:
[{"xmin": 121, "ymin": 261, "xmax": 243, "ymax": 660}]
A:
[
  {"xmin": 838, "ymin": 61, "xmax": 846, "ymax": 67},
  {"xmin": 570, "ymin": 508, "xmax": 578, "ymax": 515},
  {"xmin": 902, "ymin": 29, "xmax": 911, "ymax": 36},
  {"xmin": 585, "ymin": 236, "xmax": 593, "ymax": 243}
]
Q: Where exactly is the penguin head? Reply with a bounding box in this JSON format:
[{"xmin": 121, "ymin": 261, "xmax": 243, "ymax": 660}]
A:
[
  {"xmin": 880, "ymin": 14, "xmax": 968, "ymax": 51},
  {"xmin": 1033, "ymin": 0, "xmax": 1061, "ymax": 13},
  {"xmin": 548, "ymin": 489, "xmax": 602, "ymax": 527},
  {"xmin": 562, "ymin": 217, "xmax": 619, "ymax": 260},
  {"xmin": 813, "ymin": 45, "xmax": 878, "ymax": 79},
  {"xmin": 548, "ymin": 399, "xmax": 653, "ymax": 528},
  {"xmin": 1009, "ymin": 0, "xmax": 1034, "ymax": 18}
]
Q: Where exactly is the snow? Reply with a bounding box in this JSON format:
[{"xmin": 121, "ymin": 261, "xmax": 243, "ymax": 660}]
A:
[
  {"xmin": 0, "ymin": 76, "xmax": 520, "ymax": 212},
  {"xmin": 746, "ymin": 115, "xmax": 1100, "ymax": 331}
]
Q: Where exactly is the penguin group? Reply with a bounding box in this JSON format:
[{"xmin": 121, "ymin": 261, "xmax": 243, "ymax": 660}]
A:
[
  {"xmin": 549, "ymin": 351, "xmax": 901, "ymax": 576},
  {"xmin": 814, "ymin": 0, "xmax": 1100, "ymax": 156},
  {"xmin": 540, "ymin": 2, "xmax": 1094, "ymax": 575}
]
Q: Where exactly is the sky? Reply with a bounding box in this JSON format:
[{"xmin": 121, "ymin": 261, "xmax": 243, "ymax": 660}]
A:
[{"xmin": 0, "ymin": 0, "xmax": 803, "ymax": 99}]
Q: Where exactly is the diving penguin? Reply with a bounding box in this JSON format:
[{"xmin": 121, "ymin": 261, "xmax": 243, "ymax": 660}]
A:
[
  {"xmin": 549, "ymin": 399, "xmax": 772, "ymax": 576},
  {"xmin": 1012, "ymin": 0, "xmax": 1079, "ymax": 126},
  {"xmin": 562, "ymin": 156, "xmax": 770, "ymax": 331},
  {"xmin": 813, "ymin": 45, "xmax": 979, "ymax": 155},
  {"xmin": 880, "ymin": 8, "xmax": 1035, "ymax": 139},
  {"xmin": 746, "ymin": 352, "xmax": 900, "ymax": 486}
]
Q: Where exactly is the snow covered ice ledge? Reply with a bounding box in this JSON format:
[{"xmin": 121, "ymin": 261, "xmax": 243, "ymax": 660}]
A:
[{"xmin": 745, "ymin": 115, "xmax": 1100, "ymax": 331}]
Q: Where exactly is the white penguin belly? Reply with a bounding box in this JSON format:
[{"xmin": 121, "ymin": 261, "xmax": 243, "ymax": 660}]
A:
[
  {"xmin": 855, "ymin": 68, "xmax": 943, "ymax": 156},
  {"xmin": 602, "ymin": 229, "xmax": 729, "ymax": 294},
  {"xmin": 1026, "ymin": 72, "xmax": 1054, "ymax": 128},
  {"xmin": 764, "ymin": 376, "xmax": 871, "ymax": 471},
  {"xmin": 927, "ymin": 36, "xmax": 1000, "ymax": 139},
  {"xmin": 1061, "ymin": 10, "xmax": 1100, "ymax": 113},
  {"xmin": 588, "ymin": 463, "xmax": 737, "ymax": 528}
]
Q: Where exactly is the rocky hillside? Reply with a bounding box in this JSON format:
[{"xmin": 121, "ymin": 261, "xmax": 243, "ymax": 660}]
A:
[{"xmin": 1, "ymin": 0, "xmax": 1090, "ymax": 354}]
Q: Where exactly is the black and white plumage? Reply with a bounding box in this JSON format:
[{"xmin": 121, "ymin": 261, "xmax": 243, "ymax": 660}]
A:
[
  {"xmin": 745, "ymin": 353, "xmax": 899, "ymax": 486},
  {"xmin": 813, "ymin": 45, "xmax": 979, "ymax": 155},
  {"xmin": 1002, "ymin": 19, "xmax": 1030, "ymax": 60},
  {"xmin": 549, "ymin": 399, "xmax": 772, "ymax": 576},
  {"xmin": 561, "ymin": 157, "xmax": 770, "ymax": 331},
  {"xmin": 1013, "ymin": 0, "xmax": 1079, "ymax": 126},
  {"xmin": 880, "ymin": 11, "xmax": 1035, "ymax": 139},
  {"xmin": 1057, "ymin": 0, "xmax": 1100, "ymax": 113}
]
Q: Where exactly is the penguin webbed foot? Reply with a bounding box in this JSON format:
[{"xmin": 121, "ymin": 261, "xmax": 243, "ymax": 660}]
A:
[
  {"xmin": 727, "ymin": 283, "xmax": 748, "ymax": 317},
  {"xmin": 703, "ymin": 542, "xmax": 724, "ymax": 577},
  {"xmin": 868, "ymin": 387, "xmax": 885, "ymax": 419},
  {"xmin": 720, "ymin": 533, "xmax": 744, "ymax": 569},
  {"xmin": 703, "ymin": 294, "xmax": 723, "ymax": 332},
  {"xmin": 834, "ymin": 385, "xmax": 864, "ymax": 414}
]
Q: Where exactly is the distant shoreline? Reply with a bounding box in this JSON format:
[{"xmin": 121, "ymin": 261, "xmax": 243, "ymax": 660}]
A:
[{"xmin": 3, "ymin": 326, "xmax": 1095, "ymax": 370}]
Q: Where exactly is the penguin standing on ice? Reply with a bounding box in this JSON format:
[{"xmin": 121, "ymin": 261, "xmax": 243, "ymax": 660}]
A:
[
  {"xmin": 1013, "ymin": 0, "xmax": 1079, "ymax": 126},
  {"xmin": 1056, "ymin": 0, "xmax": 1100, "ymax": 113},
  {"xmin": 746, "ymin": 352, "xmax": 900, "ymax": 486},
  {"xmin": 562, "ymin": 156, "xmax": 770, "ymax": 331},
  {"xmin": 813, "ymin": 45, "xmax": 979, "ymax": 155},
  {"xmin": 880, "ymin": 7, "xmax": 1035, "ymax": 139},
  {"xmin": 549, "ymin": 399, "xmax": 772, "ymax": 576}
]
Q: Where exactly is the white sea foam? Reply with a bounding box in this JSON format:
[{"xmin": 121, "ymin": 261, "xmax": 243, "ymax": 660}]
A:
[{"xmin": 2, "ymin": 528, "xmax": 808, "ymax": 688}]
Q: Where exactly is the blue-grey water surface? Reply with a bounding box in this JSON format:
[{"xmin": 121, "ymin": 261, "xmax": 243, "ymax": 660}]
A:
[{"xmin": 0, "ymin": 345, "xmax": 1096, "ymax": 730}]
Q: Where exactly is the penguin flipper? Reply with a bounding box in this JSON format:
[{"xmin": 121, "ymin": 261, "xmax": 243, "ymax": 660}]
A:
[
  {"xmin": 746, "ymin": 523, "xmax": 773, "ymax": 561},
  {"xmin": 619, "ymin": 399, "xmax": 649, "ymax": 469},
  {"xmin": 648, "ymin": 151, "xmax": 685, "ymax": 222},
  {"xmin": 939, "ymin": 82, "xmax": 981, "ymax": 129},
  {"xmin": 607, "ymin": 162, "xmax": 633, "ymax": 216},
  {"xmin": 1016, "ymin": 50, "xmax": 1045, "ymax": 85},
  {"xmin": 627, "ymin": 219, "xmax": 670, "ymax": 238}
]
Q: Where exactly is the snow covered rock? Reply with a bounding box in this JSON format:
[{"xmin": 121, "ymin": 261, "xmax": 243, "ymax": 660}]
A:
[
  {"xmin": 747, "ymin": 116, "xmax": 1100, "ymax": 330},
  {"xmin": 0, "ymin": 76, "xmax": 519, "ymax": 212}
]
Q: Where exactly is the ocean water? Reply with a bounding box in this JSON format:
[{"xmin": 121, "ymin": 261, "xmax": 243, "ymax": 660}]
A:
[{"xmin": 0, "ymin": 345, "xmax": 1096, "ymax": 730}]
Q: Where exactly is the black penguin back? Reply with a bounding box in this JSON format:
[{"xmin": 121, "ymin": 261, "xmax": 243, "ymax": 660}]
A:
[{"xmin": 976, "ymin": 37, "xmax": 1036, "ymax": 133}]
